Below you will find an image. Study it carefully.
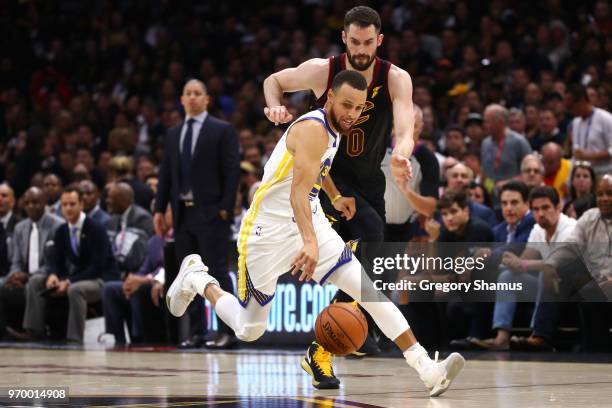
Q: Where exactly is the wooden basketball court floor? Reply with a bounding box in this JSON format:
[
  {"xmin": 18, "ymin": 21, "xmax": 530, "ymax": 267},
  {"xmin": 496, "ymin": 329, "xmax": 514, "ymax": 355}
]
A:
[{"xmin": 1, "ymin": 346, "xmax": 611, "ymax": 407}]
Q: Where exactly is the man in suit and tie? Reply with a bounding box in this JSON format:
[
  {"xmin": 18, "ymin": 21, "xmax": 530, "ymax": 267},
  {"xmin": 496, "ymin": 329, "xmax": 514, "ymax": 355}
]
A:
[
  {"xmin": 106, "ymin": 182, "xmax": 153, "ymax": 274},
  {"xmin": 107, "ymin": 183, "xmax": 154, "ymax": 238},
  {"xmin": 154, "ymin": 79, "xmax": 240, "ymax": 348},
  {"xmin": 0, "ymin": 187, "xmax": 63, "ymax": 340},
  {"xmin": 25, "ymin": 187, "xmax": 119, "ymax": 343},
  {"xmin": 80, "ymin": 180, "xmax": 111, "ymax": 228}
]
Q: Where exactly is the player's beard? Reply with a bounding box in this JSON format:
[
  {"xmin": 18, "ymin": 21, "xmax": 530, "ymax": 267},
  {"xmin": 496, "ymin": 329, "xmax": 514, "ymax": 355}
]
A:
[
  {"xmin": 329, "ymin": 107, "xmax": 351, "ymax": 134},
  {"xmin": 346, "ymin": 49, "xmax": 376, "ymax": 71}
]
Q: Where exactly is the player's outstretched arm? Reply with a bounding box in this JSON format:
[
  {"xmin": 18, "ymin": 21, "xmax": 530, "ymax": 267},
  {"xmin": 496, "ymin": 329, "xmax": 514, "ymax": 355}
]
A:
[
  {"xmin": 287, "ymin": 121, "xmax": 329, "ymax": 281},
  {"xmin": 263, "ymin": 58, "xmax": 329, "ymax": 125},
  {"xmin": 388, "ymin": 67, "xmax": 416, "ymax": 184}
]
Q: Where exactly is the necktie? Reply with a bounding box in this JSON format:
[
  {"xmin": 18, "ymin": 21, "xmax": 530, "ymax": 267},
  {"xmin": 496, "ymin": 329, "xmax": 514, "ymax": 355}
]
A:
[
  {"xmin": 28, "ymin": 222, "xmax": 39, "ymax": 273},
  {"xmin": 70, "ymin": 226, "xmax": 79, "ymax": 256},
  {"xmin": 180, "ymin": 118, "xmax": 196, "ymax": 194}
]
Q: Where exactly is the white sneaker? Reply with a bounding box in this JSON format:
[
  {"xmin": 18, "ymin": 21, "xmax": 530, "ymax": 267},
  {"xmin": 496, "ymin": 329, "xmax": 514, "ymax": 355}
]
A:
[
  {"xmin": 419, "ymin": 352, "xmax": 465, "ymax": 397},
  {"xmin": 166, "ymin": 254, "xmax": 217, "ymax": 317}
]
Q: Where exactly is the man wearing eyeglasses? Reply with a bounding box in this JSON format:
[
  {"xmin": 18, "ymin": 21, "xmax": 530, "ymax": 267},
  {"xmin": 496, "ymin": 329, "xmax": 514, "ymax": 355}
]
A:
[{"xmin": 520, "ymin": 154, "xmax": 545, "ymax": 191}]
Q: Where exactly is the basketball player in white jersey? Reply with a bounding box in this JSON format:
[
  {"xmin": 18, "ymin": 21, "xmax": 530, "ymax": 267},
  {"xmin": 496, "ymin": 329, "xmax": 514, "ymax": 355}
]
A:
[{"xmin": 166, "ymin": 71, "xmax": 465, "ymax": 397}]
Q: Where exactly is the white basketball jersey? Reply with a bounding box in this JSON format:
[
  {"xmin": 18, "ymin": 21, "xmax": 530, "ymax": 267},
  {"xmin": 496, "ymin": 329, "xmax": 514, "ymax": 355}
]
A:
[{"xmin": 246, "ymin": 108, "xmax": 340, "ymax": 222}]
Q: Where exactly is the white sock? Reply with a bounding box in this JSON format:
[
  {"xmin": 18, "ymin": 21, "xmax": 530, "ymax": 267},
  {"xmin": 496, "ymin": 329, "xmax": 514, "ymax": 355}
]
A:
[
  {"xmin": 187, "ymin": 271, "xmax": 218, "ymax": 298},
  {"xmin": 403, "ymin": 343, "xmax": 434, "ymax": 375},
  {"xmin": 214, "ymin": 293, "xmax": 241, "ymax": 332}
]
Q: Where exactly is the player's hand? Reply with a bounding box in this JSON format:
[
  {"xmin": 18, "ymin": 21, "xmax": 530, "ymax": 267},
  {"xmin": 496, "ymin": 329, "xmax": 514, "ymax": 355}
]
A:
[
  {"xmin": 390, "ymin": 153, "xmax": 413, "ymax": 184},
  {"xmin": 46, "ymin": 274, "xmax": 60, "ymax": 289},
  {"xmin": 153, "ymin": 212, "xmax": 169, "ymax": 237},
  {"xmin": 151, "ymin": 281, "xmax": 164, "ymax": 307},
  {"xmin": 290, "ymin": 241, "xmax": 319, "ymax": 282},
  {"xmin": 264, "ymin": 106, "xmax": 293, "ymax": 125},
  {"xmin": 333, "ymin": 196, "xmax": 356, "ymax": 220}
]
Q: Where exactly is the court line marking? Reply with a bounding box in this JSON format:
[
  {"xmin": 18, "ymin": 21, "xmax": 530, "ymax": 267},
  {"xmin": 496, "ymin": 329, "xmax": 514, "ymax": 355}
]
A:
[{"xmin": 339, "ymin": 380, "xmax": 612, "ymax": 398}]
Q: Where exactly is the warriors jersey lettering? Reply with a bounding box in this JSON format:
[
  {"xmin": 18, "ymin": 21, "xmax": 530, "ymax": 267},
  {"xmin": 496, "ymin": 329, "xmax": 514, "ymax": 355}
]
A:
[{"xmin": 315, "ymin": 54, "xmax": 393, "ymax": 183}]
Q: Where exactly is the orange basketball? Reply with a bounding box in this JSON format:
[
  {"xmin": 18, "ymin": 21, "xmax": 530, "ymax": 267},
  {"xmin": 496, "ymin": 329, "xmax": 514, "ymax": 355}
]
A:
[{"xmin": 314, "ymin": 302, "xmax": 368, "ymax": 356}]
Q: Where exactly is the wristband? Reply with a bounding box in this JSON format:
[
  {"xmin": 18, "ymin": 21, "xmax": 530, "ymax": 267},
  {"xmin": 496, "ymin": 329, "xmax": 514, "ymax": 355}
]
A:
[{"xmin": 331, "ymin": 194, "xmax": 342, "ymax": 204}]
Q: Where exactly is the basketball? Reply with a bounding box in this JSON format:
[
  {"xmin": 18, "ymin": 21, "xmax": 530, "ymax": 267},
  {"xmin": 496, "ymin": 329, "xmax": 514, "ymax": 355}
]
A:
[{"xmin": 314, "ymin": 302, "xmax": 368, "ymax": 355}]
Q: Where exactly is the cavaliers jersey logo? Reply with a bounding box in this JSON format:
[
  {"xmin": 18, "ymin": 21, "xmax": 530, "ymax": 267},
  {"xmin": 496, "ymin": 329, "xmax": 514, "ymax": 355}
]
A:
[
  {"xmin": 371, "ymin": 86, "xmax": 382, "ymax": 99},
  {"xmin": 354, "ymin": 101, "xmax": 375, "ymax": 127},
  {"xmin": 309, "ymin": 158, "xmax": 332, "ymax": 201}
]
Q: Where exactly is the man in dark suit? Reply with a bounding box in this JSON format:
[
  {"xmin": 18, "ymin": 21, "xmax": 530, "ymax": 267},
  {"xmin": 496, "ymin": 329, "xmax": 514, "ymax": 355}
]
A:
[
  {"xmin": 106, "ymin": 182, "xmax": 153, "ymax": 274},
  {"xmin": 154, "ymin": 79, "xmax": 240, "ymax": 348},
  {"xmin": 80, "ymin": 180, "xmax": 111, "ymax": 228},
  {"xmin": 0, "ymin": 183, "xmax": 22, "ymax": 264},
  {"xmin": 0, "ymin": 187, "xmax": 63, "ymax": 340},
  {"xmin": 107, "ymin": 183, "xmax": 154, "ymax": 238},
  {"xmin": 25, "ymin": 187, "xmax": 119, "ymax": 343},
  {"xmin": 0, "ymin": 183, "xmax": 20, "ymax": 236}
]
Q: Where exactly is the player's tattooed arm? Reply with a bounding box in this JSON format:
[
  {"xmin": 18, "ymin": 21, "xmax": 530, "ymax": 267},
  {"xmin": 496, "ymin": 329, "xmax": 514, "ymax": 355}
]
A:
[
  {"xmin": 287, "ymin": 121, "xmax": 328, "ymax": 281},
  {"xmin": 263, "ymin": 58, "xmax": 329, "ymax": 125}
]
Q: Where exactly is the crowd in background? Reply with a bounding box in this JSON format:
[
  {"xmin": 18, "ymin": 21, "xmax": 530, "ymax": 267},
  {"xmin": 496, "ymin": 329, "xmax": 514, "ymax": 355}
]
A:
[{"xmin": 0, "ymin": 0, "xmax": 611, "ymax": 351}]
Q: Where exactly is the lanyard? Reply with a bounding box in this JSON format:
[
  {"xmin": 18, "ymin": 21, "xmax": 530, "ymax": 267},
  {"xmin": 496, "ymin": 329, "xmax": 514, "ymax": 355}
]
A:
[
  {"xmin": 580, "ymin": 111, "xmax": 595, "ymax": 150},
  {"xmin": 494, "ymin": 136, "xmax": 505, "ymax": 170}
]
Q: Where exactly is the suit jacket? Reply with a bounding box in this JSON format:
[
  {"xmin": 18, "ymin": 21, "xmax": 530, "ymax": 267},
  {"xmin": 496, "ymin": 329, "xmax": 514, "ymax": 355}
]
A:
[
  {"xmin": 490, "ymin": 212, "xmax": 536, "ymax": 265},
  {"xmin": 106, "ymin": 205, "xmax": 153, "ymax": 273},
  {"xmin": 0, "ymin": 224, "xmax": 8, "ymax": 281},
  {"xmin": 87, "ymin": 206, "xmax": 111, "ymax": 229},
  {"xmin": 493, "ymin": 212, "xmax": 535, "ymax": 244},
  {"xmin": 10, "ymin": 213, "xmax": 64, "ymax": 275},
  {"xmin": 155, "ymin": 114, "xmax": 240, "ymax": 228},
  {"xmin": 3, "ymin": 212, "xmax": 22, "ymax": 268},
  {"xmin": 469, "ymin": 201, "xmax": 498, "ymax": 226},
  {"xmin": 107, "ymin": 205, "xmax": 154, "ymax": 238},
  {"xmin": 100, "ymin": 179, "xmax": 154, "ymax": 213},
  {"xmin": 50, "ymin": 216, "xmax": 119, "ymax": 283},
  {"xmin": 5, "ymin": 212, "xmax": 21, "ymax": 235}
]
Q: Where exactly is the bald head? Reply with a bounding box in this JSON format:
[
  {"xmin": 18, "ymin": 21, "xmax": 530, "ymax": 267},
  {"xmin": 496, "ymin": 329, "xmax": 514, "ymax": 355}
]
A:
[
  {"xmin": 484, "ymin": 104, "xmax": 509, "ymax": 138},
  {"xmin": 0, "ymin": 183, "xmax": 15, "ymax": 216},
  {"xmin": 182, "ymin": 79, "xmax": 207, "ymax": 94},
  {"xmin": 23, "ymin": 187, "xmax": 46, "ymax": 221},
  {"xmin": 106, "ymin": 182, "xmax": 135, "ymax": 215},
  {"xmin": 541, "ymin": 142, "xmax": 562, "ymax": 177},
  {"xmin": 446, "ymin": 162, "xmax": 474, "ymax": 191}
]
